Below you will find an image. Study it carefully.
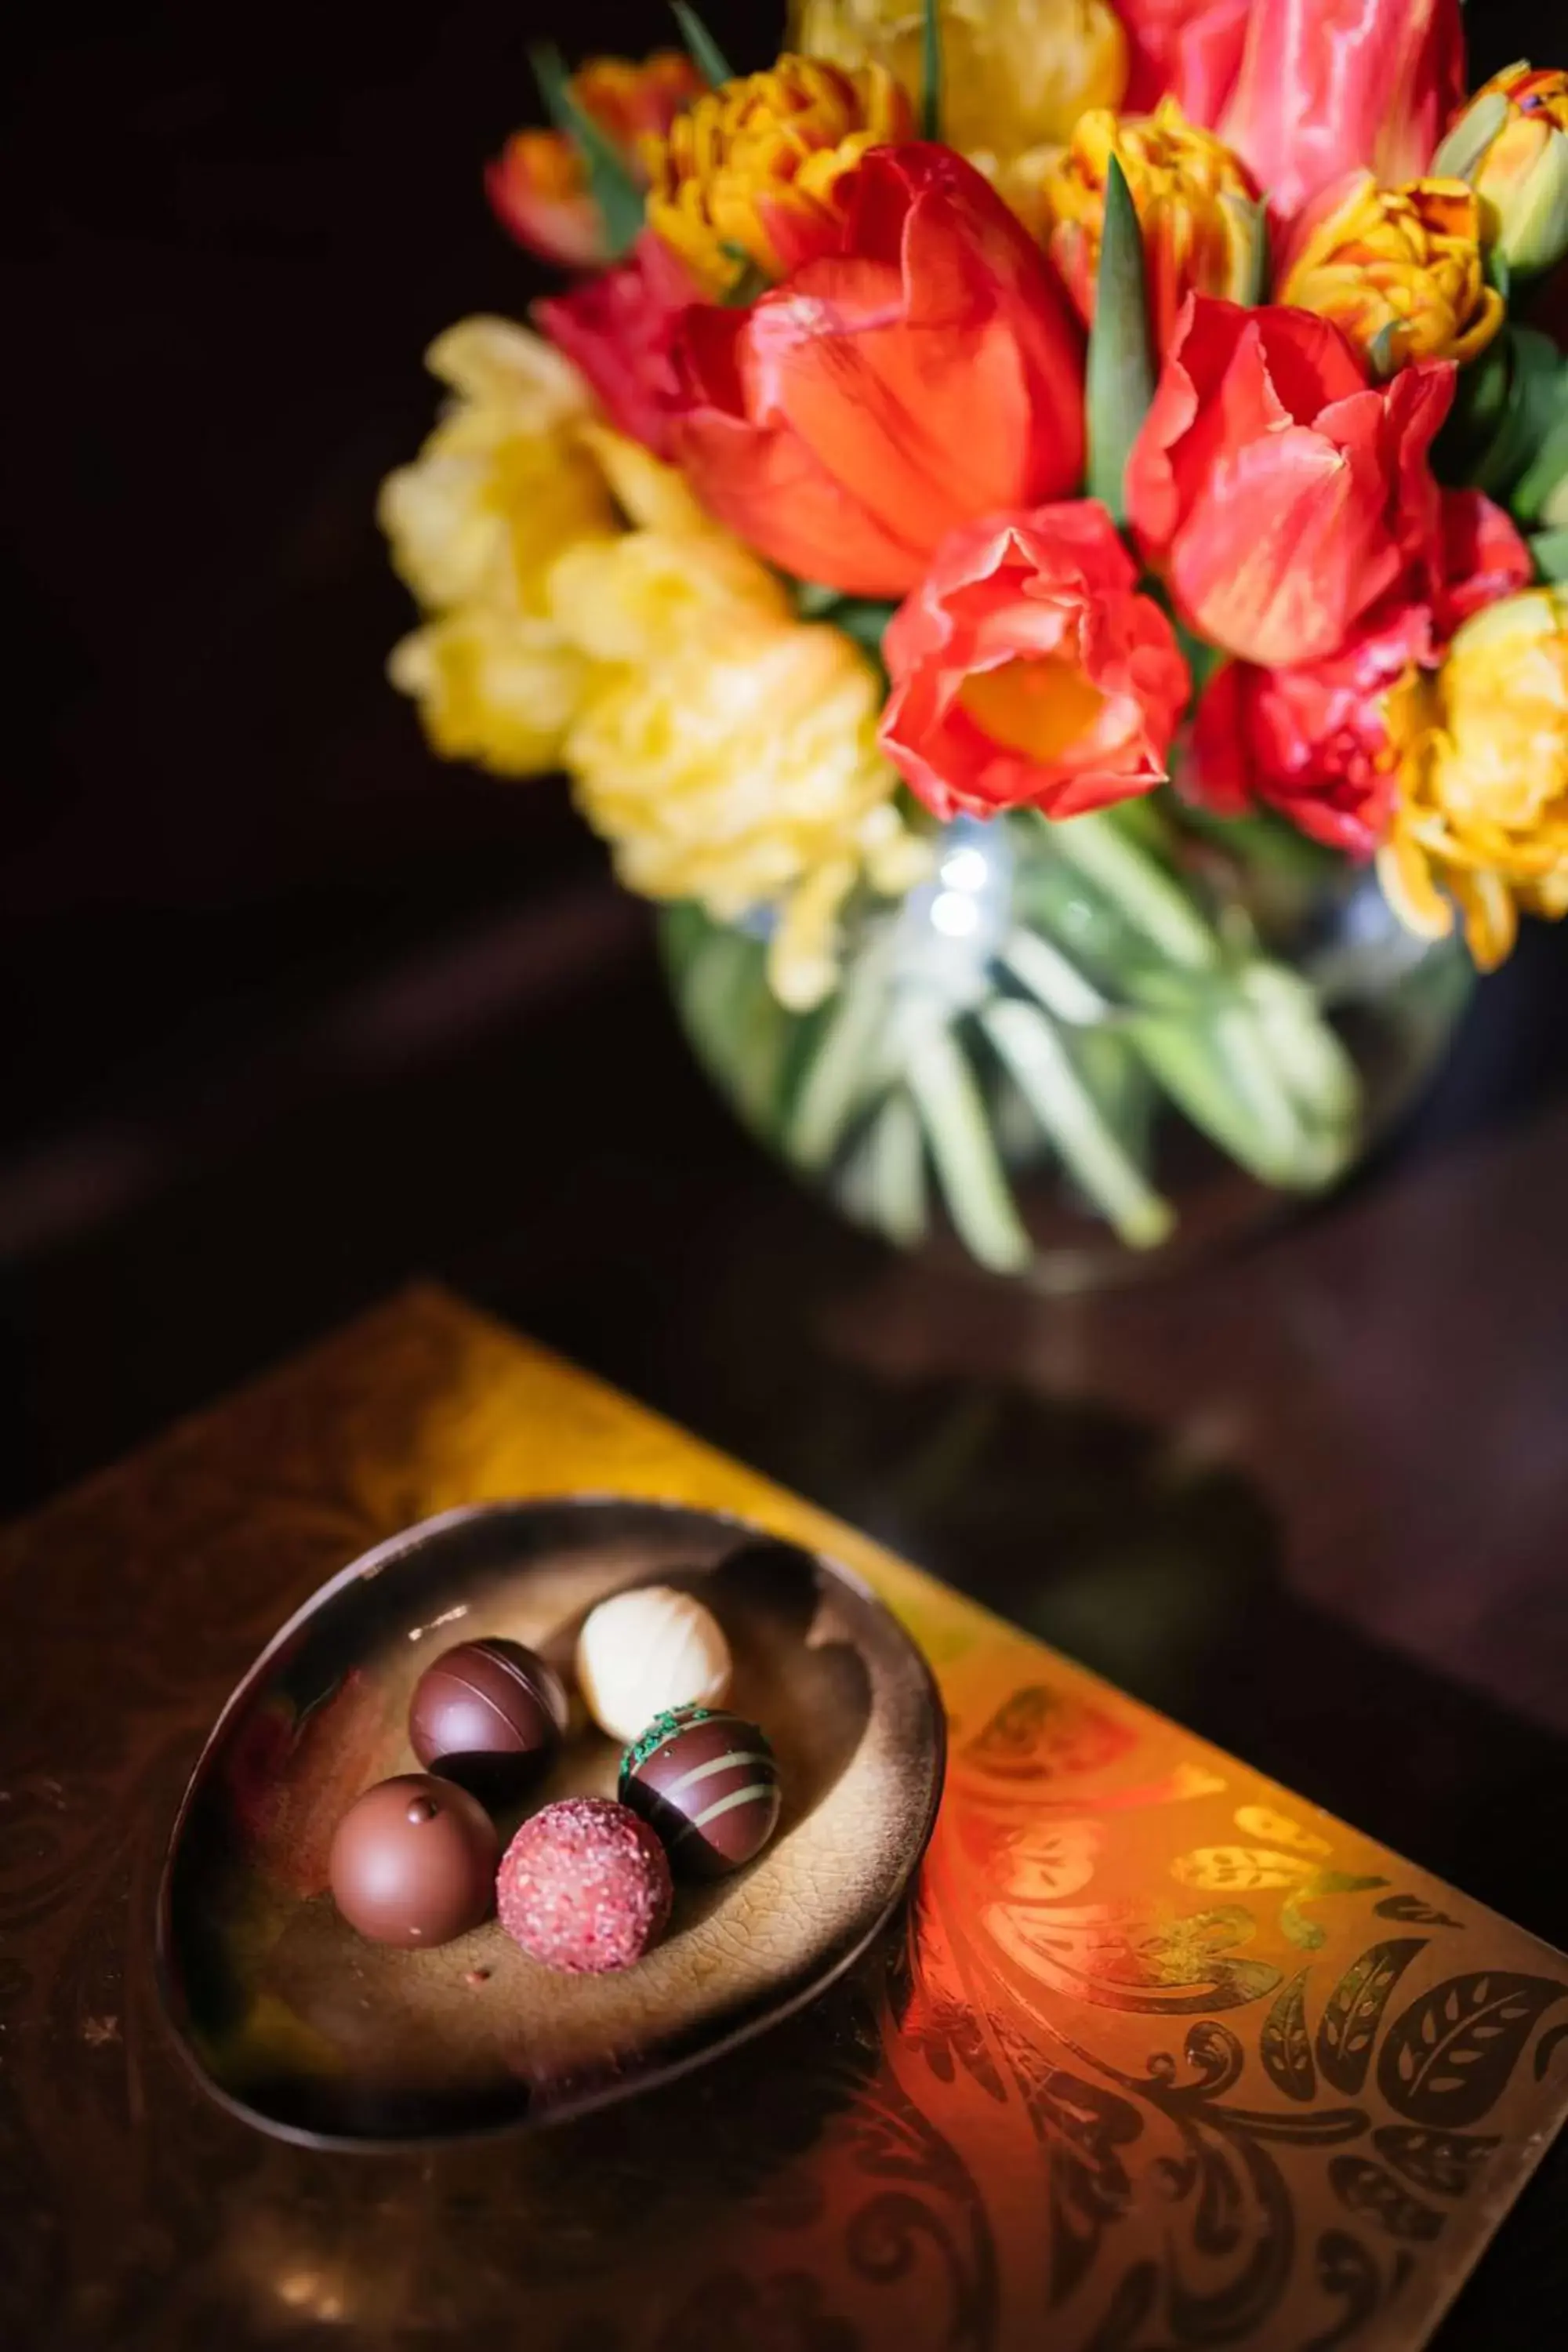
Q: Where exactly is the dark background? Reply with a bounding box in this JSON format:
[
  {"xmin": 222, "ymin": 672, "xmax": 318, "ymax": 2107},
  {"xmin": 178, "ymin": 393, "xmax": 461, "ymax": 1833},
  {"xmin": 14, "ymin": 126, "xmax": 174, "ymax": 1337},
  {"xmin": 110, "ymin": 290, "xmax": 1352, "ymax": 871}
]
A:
[{"xmin": 4, "ymin": 5, "xmax": 1566, "ymax": 2339}]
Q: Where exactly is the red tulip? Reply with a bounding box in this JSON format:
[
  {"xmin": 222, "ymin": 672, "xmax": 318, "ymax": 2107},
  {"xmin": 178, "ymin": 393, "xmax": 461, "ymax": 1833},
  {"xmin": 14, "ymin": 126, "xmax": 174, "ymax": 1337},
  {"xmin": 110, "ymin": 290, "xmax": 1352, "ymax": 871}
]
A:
[
  {"xmin": 1126, "ymin": 296, "xmax": 1455, "ymax": 670},
  {"xmin": 1190, "ymin": 489, "xmax": 1532, "ymax": 855},
  {"xmin": 880, "ymin": 504, "xmax": 1190, "ymax": 821},
  {"xmin": 536, "ymin": 233, "xmax": 700, "ymax": 459},
  {"xmin": 670, "ymin": 144, "xmax": 1085, "ymax": 599},
  {"xmin": 1214, "ymin": 0, "xmax": 1465, "ymax": 221}
]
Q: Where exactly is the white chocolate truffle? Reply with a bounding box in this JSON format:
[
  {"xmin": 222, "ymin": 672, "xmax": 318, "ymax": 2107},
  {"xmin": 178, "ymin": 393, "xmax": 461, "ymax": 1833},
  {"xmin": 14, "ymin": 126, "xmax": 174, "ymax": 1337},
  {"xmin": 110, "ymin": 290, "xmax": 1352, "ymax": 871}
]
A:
[{"xmin": 575, "ymin": 1586, "xmax": 732, "ymax": 1744}]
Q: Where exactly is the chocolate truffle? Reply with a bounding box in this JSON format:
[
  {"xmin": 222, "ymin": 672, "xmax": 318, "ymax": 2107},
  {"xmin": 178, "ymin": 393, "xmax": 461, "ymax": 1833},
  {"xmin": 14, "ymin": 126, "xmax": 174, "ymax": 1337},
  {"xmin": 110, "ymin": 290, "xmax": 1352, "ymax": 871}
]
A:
[
  {"xmin": 619, "ymin": 1705, "xmax": 782, "ymax": 1878},
  {"xmin": 329, "ymin": 1773, "xmax": 499, "ymax": 1948},
  {"xmin": 575, "ymin": 1584, "xmax": 731, "ymax": 1744},
  {"xmin": 496, "ymin": 1797, "xmax": 672, "ymax": 1974},
  {"xmin": 408, "ymin": 1637, "xmax": 568, "ymax": 1799}
]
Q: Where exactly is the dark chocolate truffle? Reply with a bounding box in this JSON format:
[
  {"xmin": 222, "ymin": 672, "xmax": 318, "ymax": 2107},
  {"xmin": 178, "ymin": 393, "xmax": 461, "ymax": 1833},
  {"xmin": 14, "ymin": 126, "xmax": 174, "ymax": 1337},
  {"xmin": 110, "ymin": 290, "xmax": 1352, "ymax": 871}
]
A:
[
  {"xmin": 408, "ymin": 1637, "xmax": 568, "ymax": 1799},
  {"xmin": 497, "ymin": 1797, "xmax": 672, "ymax": 1974},
  {"xmin": 618, "ymin": 1705, "xmax": 781, "ymax": 1878},
  {"xmin": 329, "ymin": 1773, "xmax": 499, "ymax": 1948}
]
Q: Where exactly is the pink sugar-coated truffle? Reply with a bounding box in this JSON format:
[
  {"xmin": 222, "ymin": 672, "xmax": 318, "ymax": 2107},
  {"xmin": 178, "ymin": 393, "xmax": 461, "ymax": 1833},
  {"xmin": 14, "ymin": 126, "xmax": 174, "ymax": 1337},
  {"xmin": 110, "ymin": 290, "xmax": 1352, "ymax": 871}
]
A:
[{"xmin": 497, "ymin": 1796, "xmax": 673, "ymax": 1974}]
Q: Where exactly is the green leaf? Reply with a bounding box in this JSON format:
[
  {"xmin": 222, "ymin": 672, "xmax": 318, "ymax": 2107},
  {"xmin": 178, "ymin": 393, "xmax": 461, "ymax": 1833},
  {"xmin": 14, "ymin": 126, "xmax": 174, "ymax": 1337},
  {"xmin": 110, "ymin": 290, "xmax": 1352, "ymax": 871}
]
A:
[
  {"xmin": 717, "ymin": 241, "xmax": 770, "ymax": 305},
  {"xmin": 1485, "ymin": 244, "xmax": 1512, "ymax": 305},
  {"xmin": 1366, "ymin": 321, "xmax": 1401, "ymax": 380},
  {"xmin": 920, "ymin": 0, "xmax": 942, "ymax": 141},
  {"xmin": 670, "ymin": 2, "xmax": 733, "ymax": 88},
  {"xmin": 1084, "ymin": 155, "xmax": 1156, "ymax": 524},
  {"xmin": 1512, "ymin": 404, "xmax": 1568, "ymax": 521},
  {"xmin": 530, "ymin": 42, "xmax": 644, "ymax": 259},
  {"xmin": 1531, "ymin": 528, "xmax": 1568, "ymax": 580},
  {"xmin": 1474, "ymin": 325, "xmax": 1568, "ymax": 497},
  {"xmin": 794, "ymin": 581, "xmax": 844, "ymax": 618},
  {"xmin": 1241, "ymin": 195, "xmax": 1270, "ymax": 307},
  {"xmin": 831, "ymin": 597, "xmax": 900, "ymax": 652},
  {"xmin": 1431, "ymin": 85, "xmax": 1514, "ymax": 183}
]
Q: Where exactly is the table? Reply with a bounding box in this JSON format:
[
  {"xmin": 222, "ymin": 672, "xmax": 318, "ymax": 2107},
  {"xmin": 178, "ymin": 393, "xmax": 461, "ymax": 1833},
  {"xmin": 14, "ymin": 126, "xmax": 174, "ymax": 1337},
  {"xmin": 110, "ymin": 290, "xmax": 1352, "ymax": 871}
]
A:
[{"xmin": 4, "ymin": 1289, "xmax": 1566, "ymax": 2350}]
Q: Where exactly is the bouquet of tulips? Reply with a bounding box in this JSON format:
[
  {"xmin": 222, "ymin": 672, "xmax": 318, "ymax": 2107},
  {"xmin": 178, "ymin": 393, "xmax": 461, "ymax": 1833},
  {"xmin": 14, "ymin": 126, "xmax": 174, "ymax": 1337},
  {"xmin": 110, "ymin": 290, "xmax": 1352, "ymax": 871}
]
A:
[{"xmin": 381, "ymin": 0, "xmax": 1568, "ymax": 1276}]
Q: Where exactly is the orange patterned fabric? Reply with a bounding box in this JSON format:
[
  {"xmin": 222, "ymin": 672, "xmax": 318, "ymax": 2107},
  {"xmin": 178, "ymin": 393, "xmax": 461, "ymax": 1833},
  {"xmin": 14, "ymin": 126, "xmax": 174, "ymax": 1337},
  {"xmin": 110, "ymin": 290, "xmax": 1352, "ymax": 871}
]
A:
[{"xmin": 1, "ymin": 1284, "xmax": 1565, "ymax": 2345}]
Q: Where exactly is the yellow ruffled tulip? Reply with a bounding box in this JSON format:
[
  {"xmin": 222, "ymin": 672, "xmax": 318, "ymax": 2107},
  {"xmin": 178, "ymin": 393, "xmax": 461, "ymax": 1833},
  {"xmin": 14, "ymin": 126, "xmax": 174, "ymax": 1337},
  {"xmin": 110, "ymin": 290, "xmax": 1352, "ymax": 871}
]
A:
[
  {"xmin": 1280, "ymin": 175, "xmax": 1504, "ymax": 376},
  {"xmin": 378, "ymin": 319, "xmax": 611, "ymax": 613},
  {"xmin": 1379, "ymin": 588, "xmax": 1568, "ymax": 969},
  {"xmin": 550, "ymin": 429, "xmax": 929, "ymax": 1008},
  {"xmin": 642, "ymin": 53, "xmax": 910, "ymax": 296},
  {"xmin": 387, "ymin": 607, "xmax": 592, "ymax": 779},
  {"xmin": 1433, "ymin": 63, "xmax": 1568, "ymax": 278},
  {"xmin": 1043, "ymin": 100, "xmax": 1262, "ymax": 347},
  {"xmin": 790, "ymin": 0, "xmax": 1127, "ymax": 163},
  {"xmin": 379, "ymin": 319, "xmax": 613, "ymax": 775}
]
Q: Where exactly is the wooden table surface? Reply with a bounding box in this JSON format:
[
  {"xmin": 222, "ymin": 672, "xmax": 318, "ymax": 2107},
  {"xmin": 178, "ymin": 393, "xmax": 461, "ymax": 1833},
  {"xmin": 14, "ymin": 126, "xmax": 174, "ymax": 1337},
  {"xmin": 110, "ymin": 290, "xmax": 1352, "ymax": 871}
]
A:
[{"xmin": 5, "ymin": 3, "xmax": 1566, "ymax": 2342}]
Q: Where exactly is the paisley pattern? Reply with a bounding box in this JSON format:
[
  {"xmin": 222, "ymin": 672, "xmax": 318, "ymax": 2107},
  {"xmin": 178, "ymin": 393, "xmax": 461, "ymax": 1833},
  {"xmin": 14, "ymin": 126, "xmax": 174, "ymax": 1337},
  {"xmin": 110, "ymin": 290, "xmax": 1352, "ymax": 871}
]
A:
[{"xmin": 2, "ymin": 1286, "xmax": 1566, "ymax": 2350}]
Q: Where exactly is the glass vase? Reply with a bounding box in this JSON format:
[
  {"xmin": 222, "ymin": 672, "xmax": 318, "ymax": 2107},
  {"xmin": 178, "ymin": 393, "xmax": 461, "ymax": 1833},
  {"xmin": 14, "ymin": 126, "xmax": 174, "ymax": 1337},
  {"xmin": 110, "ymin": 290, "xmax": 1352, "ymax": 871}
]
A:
[{"xmin": 659, "ymin": 797, "xmax": 1471, "ymax": 1290}]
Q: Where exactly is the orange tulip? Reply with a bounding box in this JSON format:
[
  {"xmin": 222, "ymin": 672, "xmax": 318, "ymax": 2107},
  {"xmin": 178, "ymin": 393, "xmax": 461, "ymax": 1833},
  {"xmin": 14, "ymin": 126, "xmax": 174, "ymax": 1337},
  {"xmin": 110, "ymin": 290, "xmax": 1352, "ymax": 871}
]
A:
[
  {"xmin": 1190, "ymin": 492, "xmax": 1533, "ymax": 855},
  {"xmin": 881, "ymin": 503, "xmax": 1190, "ymax": 819},
  {"xmin": 1126, "ymin": 296, "xmax": 1455, "ymax": 668},
  {"xmin": 670, "ymin": 145, "xmax": 1086, "ymax": 598},
  {"xmin": 486, "ymin": 51, "xmax": 702, "ymax": 267}
]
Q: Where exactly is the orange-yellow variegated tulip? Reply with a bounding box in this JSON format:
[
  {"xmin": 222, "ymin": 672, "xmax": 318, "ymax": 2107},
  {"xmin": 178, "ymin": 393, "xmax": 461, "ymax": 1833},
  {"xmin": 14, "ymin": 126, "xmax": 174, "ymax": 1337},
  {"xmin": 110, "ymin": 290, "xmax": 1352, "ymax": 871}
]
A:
[
  {"xmin": 1433, "ymin": 63, "xmax": 1568, "ymax": 277},
  {"xmin": 1044, "ymin": 99, "xmax": 1261, "ymax": 347},
  {"xmin": 641, "ymin": 54, "xmax": 911, "ymax": 295},
  {"xmin": 1280, "ymin": 173, "xmax": 1503, "ymax": 376}
]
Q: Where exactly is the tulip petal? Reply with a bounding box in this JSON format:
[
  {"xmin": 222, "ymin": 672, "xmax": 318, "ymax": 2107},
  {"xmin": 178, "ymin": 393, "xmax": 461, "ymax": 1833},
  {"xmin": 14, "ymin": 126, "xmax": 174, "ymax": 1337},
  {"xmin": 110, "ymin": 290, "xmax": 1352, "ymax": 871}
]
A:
[
  {"xmin": 674, "ymin": 404, "xmax": 930, "ymax": 595},
  {"xmin": 672, "ymin": 142, "xmax": 1086, "ymax": 594},
  {"xmin": 1215, "ymin": 0, "xmax": 1465, "ymax": 221},
  {"xmin": 1168, "ymin": 425, "xmax": 1379, "ymax": 666}
]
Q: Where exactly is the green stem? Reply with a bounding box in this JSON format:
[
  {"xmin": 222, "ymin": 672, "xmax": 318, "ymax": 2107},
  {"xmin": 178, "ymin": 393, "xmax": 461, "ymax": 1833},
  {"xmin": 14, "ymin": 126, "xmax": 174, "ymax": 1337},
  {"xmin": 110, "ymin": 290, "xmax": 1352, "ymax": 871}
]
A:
[
  {"xmin": 982, "ymin": 999, "xmax": 1175, "ymax": 1249},
  {"xmin": 862, "ymin": 1091, "xmax": 928, "ymax": 1248},
  {"xmin": 905, "ymin": 1019, "xmax": 1033, "ymax": 1273},
  {"xmin": 1000, "ymin": 926, "xmax": 1109, "ymax": 1025},
  {"xmin": 786, "ymin": 931, "xmax": 895, "ymax": 1171},
  {"xmin": 1045, "ymin": 808, "xmax": 1221, "ymax": 971}
]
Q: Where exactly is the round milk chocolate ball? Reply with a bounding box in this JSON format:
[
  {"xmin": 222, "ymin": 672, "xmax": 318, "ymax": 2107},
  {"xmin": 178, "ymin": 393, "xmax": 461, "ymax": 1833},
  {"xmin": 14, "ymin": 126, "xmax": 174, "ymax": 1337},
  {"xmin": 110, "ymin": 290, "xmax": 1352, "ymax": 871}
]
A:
[
  {"xmin": 497, "ymin": 1797, "xmax": 672, "ymax": 1974},
  {"xmin": 575, "ymin": 1585, "xmax": 731, "ymax": 1744},
  {"xmin": 329, "ymin": 1773, "xmax": 499, "ymax": 1948},
  {"xmin": 408, "ymin": 1638, "xmax": 568, "ymax": 1800},
  {"xmin": 619, "ymin": 1705, "xmax": 781, "ymax": 1878}
]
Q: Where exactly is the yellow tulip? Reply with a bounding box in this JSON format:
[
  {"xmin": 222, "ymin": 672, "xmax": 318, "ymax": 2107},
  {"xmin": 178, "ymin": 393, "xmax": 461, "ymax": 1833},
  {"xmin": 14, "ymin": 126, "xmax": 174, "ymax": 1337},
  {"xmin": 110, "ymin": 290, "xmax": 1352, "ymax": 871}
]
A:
[
  {"xmin": 1379, "ymin": 588, "xmax": 1568, "ymax": 969},
  {"xmin": 1043, "ymin": 100, "xmax": 1262, "ymax": 347},
  {"xmin": 387, "ymin": 606, "xmax": 592, "ymax": 779},
  {"xmin": 790, "ymin": 0, "xmax": 1127, "ymax": 163},
  {"xmin": 377, "ymin": 318, "xmax": 612, "ymax": 615},
  {"xmin": 1433, "ymin": 63, "xmax": 1568, "ymax": 278},
  {"xmin": 1280, "ymin": 174, "xmax": 1504, "ymax": 376},
  {"xmin": 550, "ymin": 431, "xmax": 928, "ymax": 1008},
  {"xmin": 642, "ymin": 53, "xmax": 910, "ymax": 296}
]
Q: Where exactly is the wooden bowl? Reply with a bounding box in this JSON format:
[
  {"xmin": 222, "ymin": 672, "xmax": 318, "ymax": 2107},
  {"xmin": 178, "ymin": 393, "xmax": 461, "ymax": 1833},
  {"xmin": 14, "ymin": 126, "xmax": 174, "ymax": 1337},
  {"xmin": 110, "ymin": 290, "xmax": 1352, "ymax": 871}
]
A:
[{"xmin": 156, "ymin": 1497, "xmax": 944, "ymax": 2147}]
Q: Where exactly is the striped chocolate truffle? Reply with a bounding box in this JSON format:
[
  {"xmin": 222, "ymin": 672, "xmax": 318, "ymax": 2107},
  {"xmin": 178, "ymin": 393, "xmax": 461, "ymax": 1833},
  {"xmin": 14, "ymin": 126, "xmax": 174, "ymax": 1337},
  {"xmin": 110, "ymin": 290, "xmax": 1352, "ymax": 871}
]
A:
[
  {"xmin": 408, "ymin": 1638, "xmax": 568, "ymax": 1802},
  {"xmin": 618, "ymin": 1705, "xmax": 781, "ymax": 1878}
]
